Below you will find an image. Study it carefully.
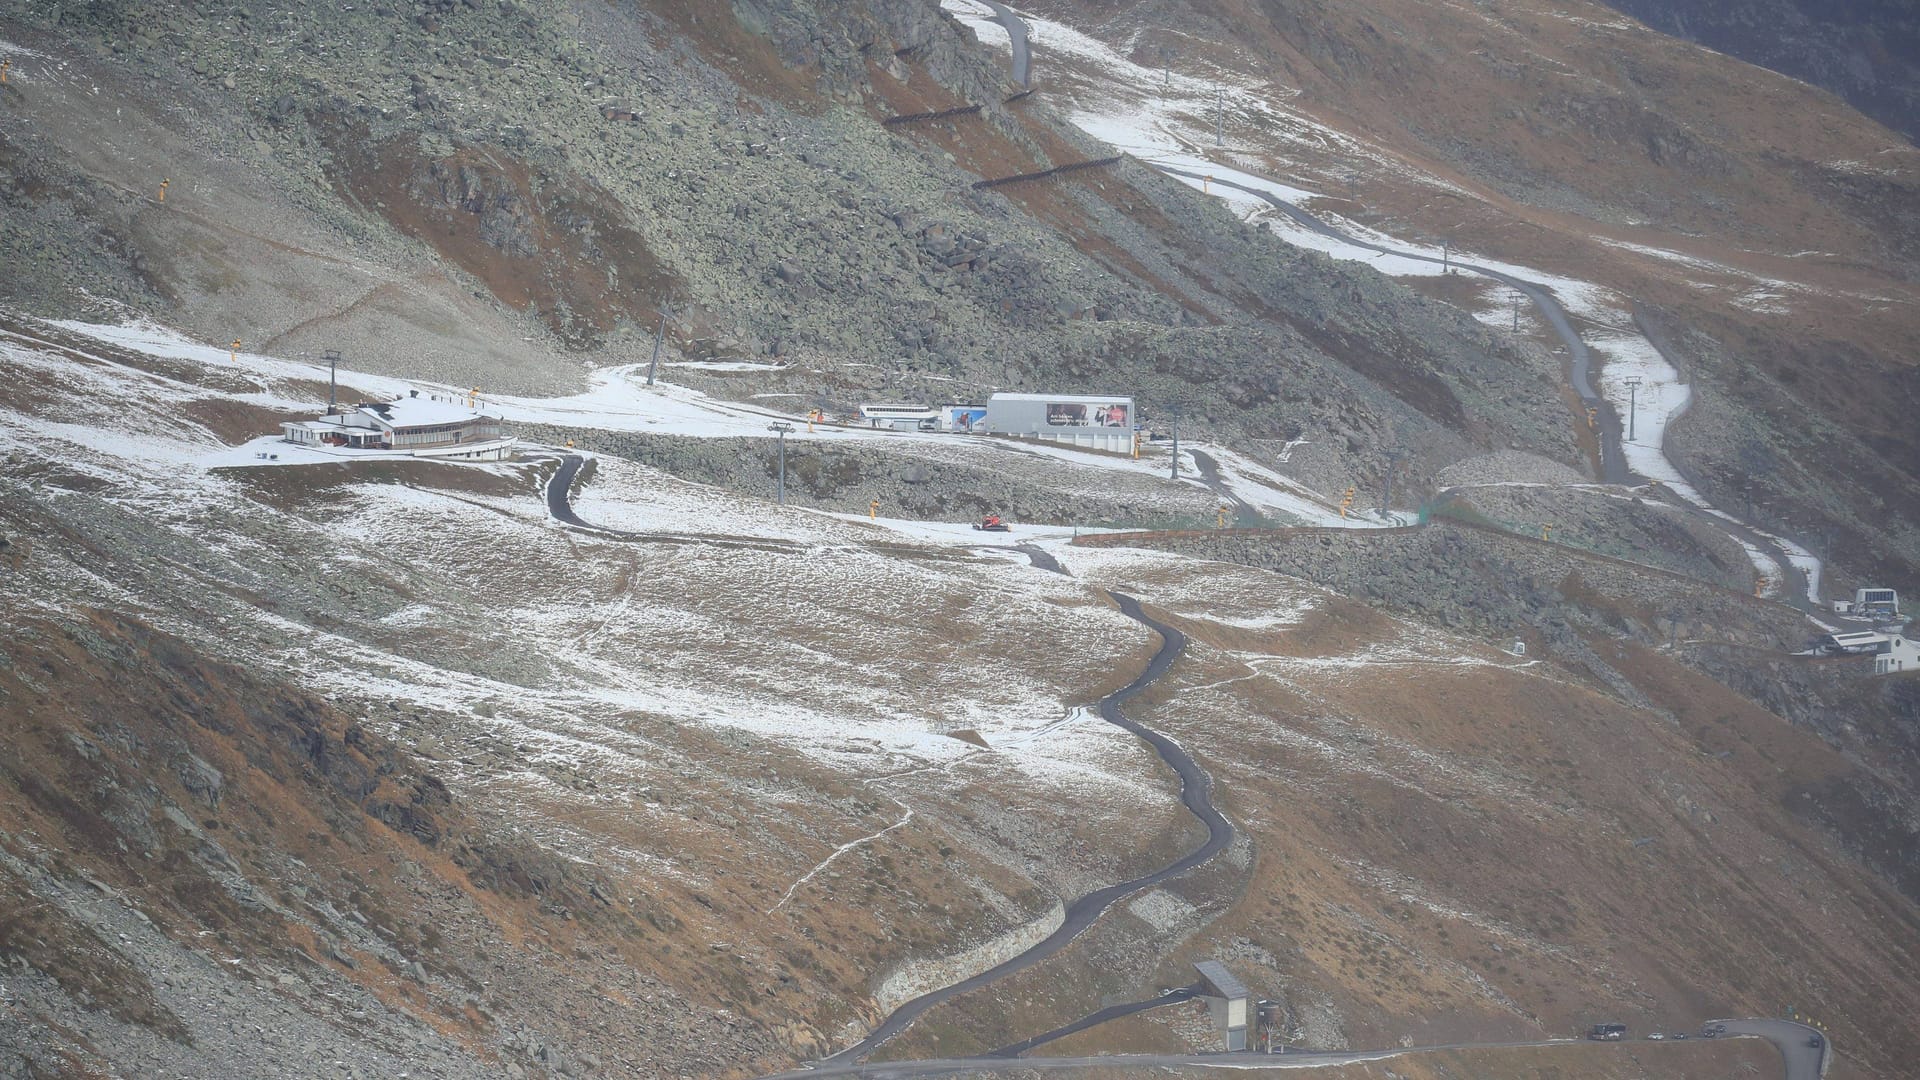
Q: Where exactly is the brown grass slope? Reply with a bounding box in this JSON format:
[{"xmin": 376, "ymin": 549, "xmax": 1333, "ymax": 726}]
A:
[
  {"xmin": 1030, "ymin": 0, "xmax": 1920, "ymax": 582},
  {"xmin": 0, "ymin": 611, "xmax": 835, "ymax": 1075},
  {"xmin": 871, "ymin": 556, "xmax": 1920, "ymax": 1077}
]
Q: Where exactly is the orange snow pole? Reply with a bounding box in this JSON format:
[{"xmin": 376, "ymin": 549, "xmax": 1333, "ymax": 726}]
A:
[
  {"xmin": 1, "ymin": 59, "xmax": 12, "ymax": 85},
  {"xmin": 869, "ymin": 499, "xmax": 879, "ymax": 521},
  {"xmin": 1217, "ymin": 505, "xmax": 1229, "ymax": 529},
  {"xmin": 157, "ymin": 178, "xmax": 170, "ymax": 203},
  {"xmin": 229, "ymin": 338, "xmax": 241, "ymax": 362},
  {"xmin": 1586, "ymin": 406, "xmax": 1598, "ymax": 430},
  {"xmin": 1542, "ymin": 523, "xmax": 1553, "ymax": 542},
  {"xmin": 1339, "ymin": 487, "xmax": 1355, "ymax": 519}
]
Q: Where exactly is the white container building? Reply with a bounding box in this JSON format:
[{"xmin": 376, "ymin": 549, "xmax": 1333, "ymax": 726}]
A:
[{"xmin": 982, "ymin": 393, "xmax": 1135, "ymax": 453}]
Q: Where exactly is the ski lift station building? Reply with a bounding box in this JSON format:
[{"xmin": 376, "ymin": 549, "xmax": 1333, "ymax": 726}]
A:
[{"xmin": 982, "ymin": 393, "xmax": 1135, "ymax": 453}]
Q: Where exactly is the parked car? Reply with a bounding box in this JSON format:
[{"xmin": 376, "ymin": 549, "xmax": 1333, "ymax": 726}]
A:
[
  {"xmin": 1588, "ymin": 1023, "xmax": 1628, "ymax": 1041},
  {"xmin": 1808, "ymin": 1034, "xmax": 1824, "ymax": 1049},
  {"xmin": 1646, "ymin": 1032, "xmax": 1665, "ymax": 1040}
]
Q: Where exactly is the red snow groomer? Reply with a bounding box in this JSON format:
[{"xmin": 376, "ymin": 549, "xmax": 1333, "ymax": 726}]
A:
[{"xmin": 973, "ymin": 513, "xmax": 1011, "ymax": 533}]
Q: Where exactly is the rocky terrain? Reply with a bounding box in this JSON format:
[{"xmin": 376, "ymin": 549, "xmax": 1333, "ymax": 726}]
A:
[
  {"xmin": 1600, "ymin": 0, "xmax": 1920, "ymax": 144},
  {"xmin": 4, "ymin": 1, "xmax": 1920, "ymax": 1078}
]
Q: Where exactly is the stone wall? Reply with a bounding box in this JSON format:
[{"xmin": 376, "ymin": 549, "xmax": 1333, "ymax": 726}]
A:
[{"xmin": 871, "ymin": 901, "xmax": 1065, "ymax": 1015}]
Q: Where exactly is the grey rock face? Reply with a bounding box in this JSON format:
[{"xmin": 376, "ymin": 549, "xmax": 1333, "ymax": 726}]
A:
[{"xmin": 1601, "ymin": 0, "xmax": 1920, "ymax": 143}]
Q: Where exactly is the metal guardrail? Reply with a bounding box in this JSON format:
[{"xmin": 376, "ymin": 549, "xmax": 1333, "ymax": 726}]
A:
[
  {"xmin": 882, "ymin": 103, "xmax": 984, "ymax": 126},
  {"xmin": 972, "ymin": 155, "xmax": 1123, "ymax": 190}
]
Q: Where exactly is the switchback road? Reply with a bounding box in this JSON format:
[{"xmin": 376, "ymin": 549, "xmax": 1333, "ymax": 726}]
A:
[
  {"xmin": 1712, "ymin": 1018, "xmax": 1829, "ymax": 1080},
  {"xmin": 821, "ymin": 592, "xmax": 1234, "ymax": 1063}
]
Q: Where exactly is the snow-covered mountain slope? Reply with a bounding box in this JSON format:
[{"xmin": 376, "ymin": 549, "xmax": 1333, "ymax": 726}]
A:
[{"xmin": 944, "ymin": 0, "xmax": 1897, "ymax": 607}]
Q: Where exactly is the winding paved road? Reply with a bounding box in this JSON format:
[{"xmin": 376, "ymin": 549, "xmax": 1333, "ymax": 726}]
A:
[
  {"xmin": 984, "ymin": 984, "xmax": 1201, "ymax": 1058},
  {"xmin": 1014, "ymin": 542, "xmax": 1067, "ymax": 574},
  {"xmin": 766, "ymin": 1027, "xmax": 1829, "ymax": 1079},
  {"xmin": 546, "ymin": 407, "xmax": 1828, "ymax": 1079},
  {"xmin": 545, "ymin": 453, "xmax": 595, "ymax": 529},
  {"xmin": 1188, "ymin": 448, "xmax": 1276, "ymax": 525},
  {"xmin": 981, "ymin": 1, "xmax": 1031, "ymax": 88},
  {"xmin": 821, "ymin": 591, "xmax": 1233, "ymax": 1063},
  {"xmin": 544, "ymin": 453, "xmax": 801, "ymax": 553},
  {"xmin": 1713, "ymin": 1018, "xmax": 1830, "ymax": 1079}
]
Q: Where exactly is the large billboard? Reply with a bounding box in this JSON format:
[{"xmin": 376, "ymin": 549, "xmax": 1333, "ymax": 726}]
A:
[
  {"xmin": 946, "ymin": 405, "xmax": 987, "ymax": 432},
  {"xmin": 1046, "ymin": 401, "xmax": 1129, "ymax": 428}
]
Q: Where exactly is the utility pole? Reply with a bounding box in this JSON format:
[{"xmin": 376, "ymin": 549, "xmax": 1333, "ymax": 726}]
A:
[
  {"xmin": 1169, "ymin": 405, "xmax": 1182, "ymax": 481},
  {"xmin": 1512, "ymin": 291, "xmax": 1522, "ymax": 332},
  {"xmin": 645, "ymin": 302, "xmax": 669, "ymax": 386},
  {"xmin": 1214, "ymin": 86, "xmax": 1225, "ymax": 147},
  {"xmin": 1623, "ymin": 375, "xmax": 1643, "ymax": 441},
  {"xmin": 768, "ymin": 421, "xmax": 793, "ymax": 505},
  {"xmin": 1441, "ymin": 236, "xmax": 1451, "ymax": 274},
  {"xmin": 323, "ymin": 349, "xmax": 341, "ymax": 413},
  {"xmin": 1381, "ymin": 450, "xmax": 1403, "ymax": 517}
]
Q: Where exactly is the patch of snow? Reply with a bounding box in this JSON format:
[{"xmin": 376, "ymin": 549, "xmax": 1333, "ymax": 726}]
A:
[{"xmin": 663, "ymin": 360, "xmax": 788, "ymax": 372}]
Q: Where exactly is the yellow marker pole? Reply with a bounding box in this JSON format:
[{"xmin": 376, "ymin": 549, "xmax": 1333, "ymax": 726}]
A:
[
  {"xmin": 1132, "ymin": 431, "xmax": 1140, "ymax": 460},
  {"xmin": 230, "ymin": 338, "xmax": 241, "ymax": 363},
  {"xmin": 157, "ymin": 178, "xmax": 170, "ymax": 203},
  {"xmin": 565, "ymin": 439, "xmax": 574, "ymax": 448},
  {"xmin": 1542, "ymin": 524, "xmax": 1552, "ymax": 541},
  {"xmin": 1, "ymin": 59, "xmax": 12, "ymax": 85},
  {"xmin": 1203, "ymin": 174, "xmax": 1212, "ymax": 194},
  {"xmin": 869, "ymin": 499, "xmax": 879, "ymax": 521},
  {"xmin": 1217, "ymin": 505, "xmax": 1229, "ymax": 529},
  {"xmin": 1586, "ymin": 406, "xmax": 1598, "ymax": 430}
]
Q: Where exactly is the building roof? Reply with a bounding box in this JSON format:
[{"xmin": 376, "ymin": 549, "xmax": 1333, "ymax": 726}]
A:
[
  {"xmin": 1193, "ymin": 960, "xmax": 1249, "ymax": 1000},
  {"xmin": 988, "ymin": 392, "xmax": 1133, "ymax": 404},
  {"xmin": 355, "ymin": 395, "xmax": 495, "ymax": 431}
]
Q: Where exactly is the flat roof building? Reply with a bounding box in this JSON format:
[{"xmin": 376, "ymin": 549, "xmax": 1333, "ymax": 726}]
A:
[
  {"xmin": 982, "ymin": 393, "xmax": 1135, "ymax": 454},
  {"xmin": 1193, "ymin": 960, "xmax": 1250, "ymax": 1051}
]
